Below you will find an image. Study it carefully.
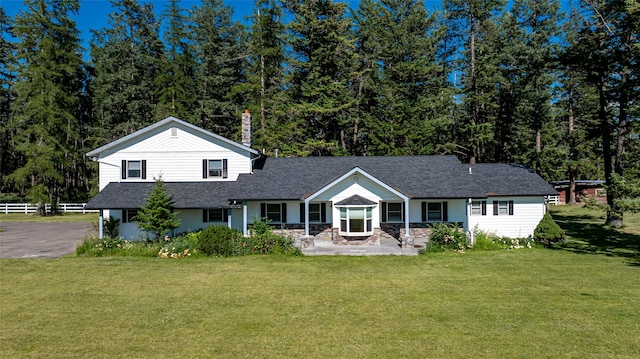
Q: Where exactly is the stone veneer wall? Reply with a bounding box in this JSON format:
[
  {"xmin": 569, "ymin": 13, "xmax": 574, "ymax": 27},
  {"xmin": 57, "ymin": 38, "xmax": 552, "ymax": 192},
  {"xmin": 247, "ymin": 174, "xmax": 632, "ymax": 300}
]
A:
[{"xmin": 268, "ymin": 223, "xmax": 443, "ymax": 248}]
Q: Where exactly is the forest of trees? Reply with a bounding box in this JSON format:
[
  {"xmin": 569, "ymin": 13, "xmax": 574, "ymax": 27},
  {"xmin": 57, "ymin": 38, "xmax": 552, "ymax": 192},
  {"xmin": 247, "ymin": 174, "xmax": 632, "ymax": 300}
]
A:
[{"xmin": 0, "ymin": 0, "xmax": 638, "ymax": 224}]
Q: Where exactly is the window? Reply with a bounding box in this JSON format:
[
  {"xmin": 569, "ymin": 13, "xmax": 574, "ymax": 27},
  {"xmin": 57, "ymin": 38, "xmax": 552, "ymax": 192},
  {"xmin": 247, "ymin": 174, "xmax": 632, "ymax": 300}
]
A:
[
  {"xmin": 299, "ymin": 203, "xmax": 326, "ymax": 223},
  {"xmin": 202, "ymin": 159, "xmax": 228, "ymax": 179},
  {"xmin": 492, "ymin": 200, "xmax": 514, "ymax": 216},
  {"xmin": 381, "ymin": 202, "xmax": 403, "ymax": 223},
  {"xmin": 261, "ymin": 203, "xmax": 287, "ymax": 223},
  {"xmin": 339, "ymin": 206, "xmax": 373, "ymax": 236},
  {"xmin": 203, "ymin": 209, "xmax": 228, "ymax": 223},
  {"xmin": 421, "ymin": 202, "xmax": 448, "ymax": 222},
  {"xmin": 471, "ymin": 201, "xmax": 487, "ymax": 215},
  {"xmin": 122, "ymin": 209, "xmax": 138, "ymax": 223},
  {"xmin": 121, "ymin": 160, "xmax": 146, "ymax": 179}
]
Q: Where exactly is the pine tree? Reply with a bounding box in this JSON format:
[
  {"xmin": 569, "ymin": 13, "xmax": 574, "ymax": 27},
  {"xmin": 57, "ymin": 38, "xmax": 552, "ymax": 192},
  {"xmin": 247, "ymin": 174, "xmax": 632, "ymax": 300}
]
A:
[
  {"xmin": 155, "ymin": 0, "xmax": 198, "ymax": 121},
  {"xmin": 444, "ymin": 0, "xmax": 506, "ymax": 163},
  {"xmin": 7, "ymin": 0, "xmax": 86, "ymax": 212},
  {"xmin": 355, "ymin": 0, "xmax": 452, "ymax": 155},
  {"xmin": 90, "ymin": 0, "xmax": 164, "ymax": 142},
  {"xmin": 0, "ymin": 7, "xmax": 17, "ymax": 196},
  {"xmin": 191, "ymin": 0, "xmax": 246, "ymax": 139},
  {"xmin": 232, "ymin": 0, "xmax": 287, "ymax": 155},
  {"xmin": 282, "ymin": 0, "xmax": 358, "ymax": 156},
  {"xmin": 135, "ymin": 178, "xmax": 181, "ymax": 242}
]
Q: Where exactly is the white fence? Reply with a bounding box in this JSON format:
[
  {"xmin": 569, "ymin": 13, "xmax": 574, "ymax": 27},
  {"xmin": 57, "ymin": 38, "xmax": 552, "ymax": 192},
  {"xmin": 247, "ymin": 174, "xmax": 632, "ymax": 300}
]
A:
[
  {"xmin": 546, "ymin": 195, "xmax": 559, "ymax": 205},
  {"xmin": 0, "ymin": 203, "xmax": 98, "ymax": 214}
]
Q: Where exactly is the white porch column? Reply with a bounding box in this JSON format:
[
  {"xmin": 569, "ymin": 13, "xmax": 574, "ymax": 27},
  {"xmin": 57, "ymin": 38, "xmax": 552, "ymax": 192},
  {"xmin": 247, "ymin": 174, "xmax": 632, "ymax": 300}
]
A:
[
  {"xmin": 227, "ymin": 208, "xmax": 232, "ymax": 229},
  {"xmin": 304, "ymin": 200, "xmax": 310, "ymax": 237},
  {"xmin": 243, "ymin": 201, "xmax": 248, "ymax": 237},
  {"xmin": 99, "ymin": 209, "xmax": 104, "ymax": 239},
  {"xmin": 404, "ymin": 199, "xmax": 410, "ymax": 237}
]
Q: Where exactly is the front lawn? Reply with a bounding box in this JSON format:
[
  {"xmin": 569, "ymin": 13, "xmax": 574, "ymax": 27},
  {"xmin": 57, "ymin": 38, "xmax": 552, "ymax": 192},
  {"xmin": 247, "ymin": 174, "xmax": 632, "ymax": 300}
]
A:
[{"xmin": 1, "ymin": 250, "xmax": 638, "ymax": 358}]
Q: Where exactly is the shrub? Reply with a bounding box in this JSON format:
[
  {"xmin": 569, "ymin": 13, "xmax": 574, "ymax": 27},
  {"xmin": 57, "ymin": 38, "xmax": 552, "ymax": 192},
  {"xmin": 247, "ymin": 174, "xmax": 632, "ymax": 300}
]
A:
[
  {"xmin": 534, "ymin": 212, "xmax": 566, "ymax": 247},
  {"xmin": 104, "ymin": 216, "xmax": 120, "ymax": 238},
  {"xmin": 198, "ymin": 225, "xmax": 241, "ymax": 256},
  {"xmin": 158, "ymin": 231, "xmax": 201, "ymax": 258},
  {"xmin": 472, "ymin": 231, "xmax": 504, "ymax": 251},
  {"xmin": 249, "ymin": 218, "xmax": 300, "ymax": 255},
  {"xmin": 76, "ymin": 236, "xmax": 159, "ymax": 257},
  {"xmin": 422, "ymin": 223, "xmax": 468, "ymax": 253}
]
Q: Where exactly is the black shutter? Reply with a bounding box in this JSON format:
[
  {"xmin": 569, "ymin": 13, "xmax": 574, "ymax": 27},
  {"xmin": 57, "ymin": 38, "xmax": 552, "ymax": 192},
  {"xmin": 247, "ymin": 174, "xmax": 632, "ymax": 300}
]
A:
[
  {"xmin": 442, "ymin": 201, "xmax": 448, "ymax": 222},
  {"xmin": 381, "ymin": 202, "xmax": 387, "ymax": 222},
  {"xmin": 401, "ymin": 202, "xmax": 405, "ymax": 222},
  {"xmin": 122, "ymin": 210, "xmax": 128, "ymax": 223},
  {"xmin": 493, "ymin": 201, "xmax": 499, "ymax": 216},
  {"xmin": 223, "ymin": 209, "xmax": 229, "ymax": 220},
  {"xmin": 321, "ymin": 203, "xmax": 326, "ymax": 223},
  {"xmin": 481, "ymin": 201, "xmax": 487, "ymax": 216},
  {"xmin": 300, "ymin": 203, "xmax": 305, "ymax": 223},
  {"xmin": 421, "ymin": 202, "xmax": 427, "ymax": 222},
  {"xmin": 203, "ymin": 209, "xmax": 208, "ymax": 223},
  {"xmin": 141, "ymin": 160, "xmax": 146, "ymax": 179},
  {"xmin": 202, "ymin": 159, "xmax": 207, "ymax": 179},
  {"xmin": 260, "ymin": 203, "xmax": 266, "ymax": 219},
  {"xmin": 281, "ymin": 203, "xmax": 287, "ymax": 223},
  {"xmin": 222, "ymin": 159, "xmax": 228, "ymax": 178},
  {"xmin": 121, "ymin": 160, "xmax": 127, "ymax": 179},
  {"xmin": 508, "ymin": 201, "xmax": 514, "ymax": 215}
]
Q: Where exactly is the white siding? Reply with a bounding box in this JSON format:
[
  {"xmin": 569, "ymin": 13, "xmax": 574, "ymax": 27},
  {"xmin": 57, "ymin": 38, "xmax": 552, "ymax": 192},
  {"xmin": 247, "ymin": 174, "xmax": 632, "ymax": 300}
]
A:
[
  {"xmin": 468, "ymin": 196, "xmax": 546, "ymax": 238},
  {"xmin": 96, "ymin": 125, "xmax": 253, "ymax": 190}
]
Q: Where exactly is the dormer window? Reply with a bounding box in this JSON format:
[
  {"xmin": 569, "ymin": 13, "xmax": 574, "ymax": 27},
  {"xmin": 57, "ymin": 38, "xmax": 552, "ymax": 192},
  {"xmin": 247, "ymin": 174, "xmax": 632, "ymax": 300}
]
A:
[{"xmin": 203, "ymin": 159, "xmax": 228, "ymax": 179}]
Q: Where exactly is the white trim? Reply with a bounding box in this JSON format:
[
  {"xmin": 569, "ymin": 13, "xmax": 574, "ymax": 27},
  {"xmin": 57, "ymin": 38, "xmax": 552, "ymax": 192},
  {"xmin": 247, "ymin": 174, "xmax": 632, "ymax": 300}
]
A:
[{"xmin": 305, "ymin": 167, "xmax": 409, "ymax": 202}]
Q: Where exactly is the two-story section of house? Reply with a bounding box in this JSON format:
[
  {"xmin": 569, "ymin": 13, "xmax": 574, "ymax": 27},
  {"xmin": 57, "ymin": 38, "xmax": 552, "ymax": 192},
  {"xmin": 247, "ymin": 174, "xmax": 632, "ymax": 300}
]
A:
[
  {"xmin": 85, "ymin": 115, "xmax": 558, "ymax": 246},
  {"xmin": 85, "ymin": 114, "xmax": 260, "ymax": 240}
]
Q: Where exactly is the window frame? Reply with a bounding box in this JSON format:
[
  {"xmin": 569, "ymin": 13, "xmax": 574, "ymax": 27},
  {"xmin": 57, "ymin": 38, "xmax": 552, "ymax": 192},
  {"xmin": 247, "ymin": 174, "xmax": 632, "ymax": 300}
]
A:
[
  {"xmin": 421, "ymin": 201, "xmax": 448, "ymax": 222},
  {"xmin": 122, "ymin": 209, "xmax": 139, "ymax": 223},
  {"xmin": 261, "ymin": 203, "xmax": 287, "ymax": 224},
  {"xmin": 121, "ymin": 160, "xmax": 146, "ymax": 180},
  {"xmin": 492, "ymin": 200, "xmax": 514, "ymax": 216},
  {"xmin": 309, "ymin": 203, "xmax": 321, "ymax": 223},
  {"xmin": 203, "ymin": 209, "xmax": 228, "ymax": 223},
  {"xmin": 471, "ymin": 200, "xmax": 487, "ymax": 216},
  {"xmin": 202, "ymin": 159, "xmax": 228, "ymax": 179},
  {"xmin": 338, "ymin": 206, "xmax": 374, "ymax": 236}
]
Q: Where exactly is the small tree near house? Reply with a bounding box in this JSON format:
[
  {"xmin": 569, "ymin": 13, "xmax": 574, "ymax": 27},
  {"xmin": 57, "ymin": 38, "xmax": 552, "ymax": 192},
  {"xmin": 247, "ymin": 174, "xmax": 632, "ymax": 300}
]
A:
[{"xmin": 135, "ymin": 177, "xmax": 181, "ymax": 242}]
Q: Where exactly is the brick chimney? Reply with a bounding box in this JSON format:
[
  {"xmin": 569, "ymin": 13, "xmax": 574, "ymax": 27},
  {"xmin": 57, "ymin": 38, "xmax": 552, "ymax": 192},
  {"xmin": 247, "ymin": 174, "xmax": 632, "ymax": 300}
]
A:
[{"xmin": 241, "ymin": 109, "xmax": 252, "ymax": 147}]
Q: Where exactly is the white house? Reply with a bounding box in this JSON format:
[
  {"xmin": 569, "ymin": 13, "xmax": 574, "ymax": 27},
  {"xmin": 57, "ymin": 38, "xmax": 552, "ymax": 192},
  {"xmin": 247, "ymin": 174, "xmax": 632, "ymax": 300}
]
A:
[{"xmin": 85, "ymin": 115, "xmax": 557, "ymax": 247}]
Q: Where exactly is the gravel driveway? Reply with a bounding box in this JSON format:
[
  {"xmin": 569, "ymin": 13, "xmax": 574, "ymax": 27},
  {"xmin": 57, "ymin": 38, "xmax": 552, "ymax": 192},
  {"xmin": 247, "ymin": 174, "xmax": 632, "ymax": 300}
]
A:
[{"xmin": 0, "ymin": 222, "xmax": 95, "ymax": 258}]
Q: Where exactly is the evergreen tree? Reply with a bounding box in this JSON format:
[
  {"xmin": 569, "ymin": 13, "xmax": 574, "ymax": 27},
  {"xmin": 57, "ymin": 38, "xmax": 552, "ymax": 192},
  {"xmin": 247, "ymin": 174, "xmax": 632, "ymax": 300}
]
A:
[
  {"xmin": 90, "ymin": 0, "xmax": 164, "ymax": 143},
  {"xmin": 7, "ymin": 0, "xmax": 86, "ymax": 212},
  {"xmin": 135, "ymin": 178, "xmax": 181, "ymax": 242},
  {"xmin": 0, "ymin": 7, "xmax": 17, "ymax": 196},
  {"xmin": 155, "ymin": 0, "xmax": 198, "ymax": 121},
  {"xmin": 355, "ymin": 0, "xmax": 452, "ymax": 155},
  {"xmin": 233, "ymin": 0, "xmax": 286, "ymax": 154},
  {"xmin": 191, "ymin": 0, "xmax": 246, "ymax": 138},
  {"xmin": 444, "ymin": 0, "xmax": 506, "ymax": 163},
  {"xmin": 282, "ymin": 0, "xmax": 358, "ymax": 155}
]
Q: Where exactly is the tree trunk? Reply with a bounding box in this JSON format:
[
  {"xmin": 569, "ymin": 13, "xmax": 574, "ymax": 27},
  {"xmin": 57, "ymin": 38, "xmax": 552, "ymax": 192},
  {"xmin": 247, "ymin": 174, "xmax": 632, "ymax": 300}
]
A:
[{"xmin": 568, "ymin": 85, "xmax": 576, "ymax": 205}]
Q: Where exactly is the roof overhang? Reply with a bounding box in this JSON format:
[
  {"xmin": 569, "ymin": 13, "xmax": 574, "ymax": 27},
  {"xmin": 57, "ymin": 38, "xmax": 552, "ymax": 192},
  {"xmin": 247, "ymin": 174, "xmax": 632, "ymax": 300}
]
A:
[{"xmin": 304, "ymin": 167, "xmax": 409, "ymax": 204}]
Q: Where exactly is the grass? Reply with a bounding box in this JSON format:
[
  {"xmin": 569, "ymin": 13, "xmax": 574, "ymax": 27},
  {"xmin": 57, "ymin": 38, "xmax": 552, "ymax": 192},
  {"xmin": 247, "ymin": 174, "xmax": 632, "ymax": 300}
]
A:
[
  {"xmin": 0, "ymin": 206, "xmax": 639, "ymax": 358},
  {"xmin": 550, "ymin": 205, "xmax": 640, "ymax": 262},
  {"xmin": 0, "ymin": 213, "xmax": 99, "ymax": 223}
]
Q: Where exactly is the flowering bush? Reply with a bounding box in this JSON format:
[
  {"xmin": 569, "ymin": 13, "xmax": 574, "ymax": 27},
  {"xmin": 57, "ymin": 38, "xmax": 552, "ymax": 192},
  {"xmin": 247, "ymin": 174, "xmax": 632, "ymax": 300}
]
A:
[
  {"xmin": 75, "ymin": 236, "xmax": 154, "ymax": 257},
  {"xmin": 472, "ymin": 229, "xmax": 534, "ymax": 250},
  {"xmin": 421, "ymin": 223, "xmax": 468, "ymax": 253},
  {"xmin": 158, "ymin": 232, "xmax": 200, "ymax": 258}
]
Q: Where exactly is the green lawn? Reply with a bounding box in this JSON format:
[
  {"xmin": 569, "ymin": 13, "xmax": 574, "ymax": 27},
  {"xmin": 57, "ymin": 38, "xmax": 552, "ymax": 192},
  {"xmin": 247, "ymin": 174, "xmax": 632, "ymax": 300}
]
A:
[{"xmin": 0, "ymin": 207, "xmax": 639, "ymax": 358}]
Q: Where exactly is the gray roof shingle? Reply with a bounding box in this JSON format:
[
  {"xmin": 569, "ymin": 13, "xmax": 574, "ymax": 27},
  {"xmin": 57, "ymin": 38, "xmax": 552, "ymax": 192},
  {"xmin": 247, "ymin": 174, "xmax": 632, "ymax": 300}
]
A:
[
  {"xmin": 469, "ymin": 164, "xmax": 558, "ymax": 196},
  {"xmin": 86, "ymin": 156, "xmax": 558, "ymax": 210},
  {"xmin": 85, "ymin": 182, "xmax": 240, "ymax": 210}
]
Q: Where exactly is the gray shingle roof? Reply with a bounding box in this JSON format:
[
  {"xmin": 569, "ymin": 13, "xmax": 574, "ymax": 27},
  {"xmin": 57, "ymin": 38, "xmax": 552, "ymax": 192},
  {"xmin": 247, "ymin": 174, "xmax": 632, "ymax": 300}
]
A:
[
  {"xmin": 233, "ymin": 155, "xmax": 486, "ymax": 200},
  {"xmin": 86, "ymin": 157, "xmax": 558, "ymax": 210},
  {"xmin": 469, "ymin": 164, "xmax": 558, "ymax": 196},
  {"xmin": 335, "ymin": 195, "xmax": 378, "ymax": 206},
  {"xmin": 85, "ymin": 182, "xmax": 240, "ymax": 210}
]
